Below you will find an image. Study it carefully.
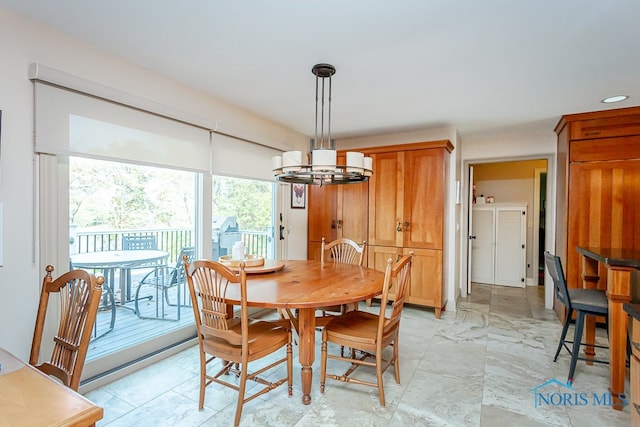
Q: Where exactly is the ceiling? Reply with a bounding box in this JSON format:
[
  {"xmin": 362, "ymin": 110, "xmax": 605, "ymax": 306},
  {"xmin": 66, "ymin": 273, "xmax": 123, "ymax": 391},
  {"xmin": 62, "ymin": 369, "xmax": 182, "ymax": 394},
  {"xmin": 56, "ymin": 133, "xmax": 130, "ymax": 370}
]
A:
[{"xmin": 2, "ymin": 0, "xmax": 640, "ymax": 139}]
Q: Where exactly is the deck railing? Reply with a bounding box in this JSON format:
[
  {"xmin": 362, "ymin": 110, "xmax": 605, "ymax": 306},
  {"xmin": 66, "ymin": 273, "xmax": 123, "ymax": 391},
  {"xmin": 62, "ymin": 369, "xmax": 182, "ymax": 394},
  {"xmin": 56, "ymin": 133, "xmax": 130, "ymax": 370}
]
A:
[{"xmin": 73, "ymin": 228, "xmax": 270, "ymax": 262}]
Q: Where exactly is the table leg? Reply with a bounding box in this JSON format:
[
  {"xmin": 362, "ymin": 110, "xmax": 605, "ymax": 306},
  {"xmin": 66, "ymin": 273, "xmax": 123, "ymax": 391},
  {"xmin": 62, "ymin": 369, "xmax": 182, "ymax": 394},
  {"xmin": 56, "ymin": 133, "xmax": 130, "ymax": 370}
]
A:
[
  {"xmin": 297, "ymin": 308, "xmax": 316, "ymax": 405},
  {"xmin": 606, "ymin": 267, "xmax": 632, "ymax": 410}
]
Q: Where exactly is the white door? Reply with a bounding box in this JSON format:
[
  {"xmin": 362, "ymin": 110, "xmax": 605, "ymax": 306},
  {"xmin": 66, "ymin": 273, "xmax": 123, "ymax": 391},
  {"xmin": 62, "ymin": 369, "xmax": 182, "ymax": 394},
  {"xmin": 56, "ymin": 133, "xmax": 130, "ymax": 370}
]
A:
[
  {"xmin": 471, "ymin": 207, "xmax": 495, "ymax": 285},
  {"xmin": 466, "ymin": 166, "xmax": 474, "ymax": 294},
  {"xmin": 494, "ymin": 207, "xmax": 526, "ymax": 287}
]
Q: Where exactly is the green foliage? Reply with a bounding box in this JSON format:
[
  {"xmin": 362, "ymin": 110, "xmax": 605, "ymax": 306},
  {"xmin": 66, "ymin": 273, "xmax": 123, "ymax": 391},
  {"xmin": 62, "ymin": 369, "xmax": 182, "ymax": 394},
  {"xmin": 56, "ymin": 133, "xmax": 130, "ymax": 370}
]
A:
[
  {"xmin": 212, "ymin": 176, "xmax": 273, "ymax": 231},
  {"xmin": 70, "ymin": 158, "xmax": 273, "ymax": 232}
]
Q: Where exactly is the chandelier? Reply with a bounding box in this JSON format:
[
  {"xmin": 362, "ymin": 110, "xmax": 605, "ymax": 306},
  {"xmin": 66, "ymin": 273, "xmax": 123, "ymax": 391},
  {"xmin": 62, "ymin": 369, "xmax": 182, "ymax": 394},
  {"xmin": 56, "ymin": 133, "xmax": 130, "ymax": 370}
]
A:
[{"xmin": 273, "ymin": 63, "xmax": 372, "ymax": 185}]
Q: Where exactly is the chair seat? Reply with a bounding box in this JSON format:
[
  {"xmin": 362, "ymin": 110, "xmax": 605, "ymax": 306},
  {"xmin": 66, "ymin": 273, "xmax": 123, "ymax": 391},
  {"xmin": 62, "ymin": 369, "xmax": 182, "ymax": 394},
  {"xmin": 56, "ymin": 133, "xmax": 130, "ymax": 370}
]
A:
[
  {"xmin": 568, "ymin": 288, "xmax": 609, "ymax": 313},
  {"xmin": 324, "ymin": 310, "xmax": 380, "ymax": 348},
  {"xmin": 202, "ymin": 319, "xmax": 290, "ymax": 361}
]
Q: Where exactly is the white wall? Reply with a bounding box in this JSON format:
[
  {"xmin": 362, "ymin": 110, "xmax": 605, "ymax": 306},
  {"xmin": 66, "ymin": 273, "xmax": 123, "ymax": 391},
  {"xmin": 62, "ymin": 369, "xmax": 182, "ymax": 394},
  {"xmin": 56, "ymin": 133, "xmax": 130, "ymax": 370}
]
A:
[{"xmin": 0, "ymin": 8, "xmax": 308, "ymax": 358}]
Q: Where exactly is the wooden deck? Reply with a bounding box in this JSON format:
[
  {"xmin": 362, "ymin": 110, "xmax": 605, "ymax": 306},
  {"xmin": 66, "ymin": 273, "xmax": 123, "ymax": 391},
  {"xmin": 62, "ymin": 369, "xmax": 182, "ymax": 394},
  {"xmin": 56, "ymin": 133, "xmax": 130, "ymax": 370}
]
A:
[{"xmin": 86, "ymin": 283, "xmax": 195, "ymax": 361}]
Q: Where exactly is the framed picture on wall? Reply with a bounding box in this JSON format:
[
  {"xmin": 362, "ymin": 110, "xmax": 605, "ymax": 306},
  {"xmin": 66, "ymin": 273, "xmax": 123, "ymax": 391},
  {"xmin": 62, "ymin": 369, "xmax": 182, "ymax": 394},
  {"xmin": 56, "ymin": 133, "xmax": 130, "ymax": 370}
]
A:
[{"xmin": 291, "ymin": 183, "xmax": 306, "ymax": 209}]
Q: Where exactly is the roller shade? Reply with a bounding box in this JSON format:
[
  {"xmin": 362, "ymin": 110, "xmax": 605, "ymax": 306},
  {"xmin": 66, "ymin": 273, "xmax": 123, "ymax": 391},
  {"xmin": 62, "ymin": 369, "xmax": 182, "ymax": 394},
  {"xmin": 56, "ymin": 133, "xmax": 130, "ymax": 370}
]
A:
[
  {"xmin": 211, "ymin": 132, "xmax": 281, "ymax": 181},
  {"xmin": 33, "ymin": 82, "xmax": 212, "ymax": 173}
]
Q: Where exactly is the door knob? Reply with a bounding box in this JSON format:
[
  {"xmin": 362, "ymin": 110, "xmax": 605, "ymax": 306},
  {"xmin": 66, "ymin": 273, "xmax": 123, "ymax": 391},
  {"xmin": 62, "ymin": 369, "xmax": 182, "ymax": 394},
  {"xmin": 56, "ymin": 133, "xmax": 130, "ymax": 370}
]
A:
[
  {"xmin": 469, "ymin": 235, "xmax": 476, "ymax": 240},
  {"xmin": 396, "ymin": 222, "xmax": 402, "ymax": 232}
]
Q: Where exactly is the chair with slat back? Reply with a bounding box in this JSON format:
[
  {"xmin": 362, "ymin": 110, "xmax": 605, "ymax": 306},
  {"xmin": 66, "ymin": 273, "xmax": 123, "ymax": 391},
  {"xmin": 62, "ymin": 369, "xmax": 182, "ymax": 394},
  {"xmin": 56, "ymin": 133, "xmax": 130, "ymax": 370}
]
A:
[
  {"xmin": 321, "ymin": 237, "xmax": 367, "ymax": 266},
  {"xmin": 121, "ymin": 234, "xmax": 159, "ymax": 303},
  {"xmin": 318, "ymin": 237, "xmax": 367, "ymax": 317},
  {"xmin": 29, "ymin": 265, "xmax": 104, "ymax": 391},
  {"xmin": 545, "ymin": 251, "xmax": 610, "ymax": 385},
  {"xmin": 184, "ymin": 256, "xmax": 293, "ymax": 427},
  {"xmin": 122, "ymin": 234, "xmax": 157, "ymax": 251},
  {"xmin": 69, "ymin": 258, "xmax": 116, "ymax": 341},
  {"xmin": 320, "ymin": 254, "xmax": 412, "ymax": 406},
  {"xmin": 134, "ymin": 246, "xmax": 195, "ymax": 321}
]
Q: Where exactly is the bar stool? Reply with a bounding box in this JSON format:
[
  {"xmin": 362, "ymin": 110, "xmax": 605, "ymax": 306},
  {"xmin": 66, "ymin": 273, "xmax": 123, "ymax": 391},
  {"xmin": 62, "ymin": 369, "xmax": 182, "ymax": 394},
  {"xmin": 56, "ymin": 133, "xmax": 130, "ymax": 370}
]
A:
[{"xmin": 545, "ymin": 251, "xmax": 609, "ymax": 385}]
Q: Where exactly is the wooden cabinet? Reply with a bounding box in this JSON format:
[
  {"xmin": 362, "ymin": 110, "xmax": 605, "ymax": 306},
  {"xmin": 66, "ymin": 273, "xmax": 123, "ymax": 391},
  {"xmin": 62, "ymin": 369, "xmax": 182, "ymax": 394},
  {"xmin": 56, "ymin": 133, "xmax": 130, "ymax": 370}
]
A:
[
  {"xmin": 306, "ymin": 140, "xmax": 452, "ymax": 318},
  {"xmin": 367, "ymin": 140, "xmax": 453, "ymax": 318},
  {"xmin": 307, "ymin": 174, "xmax": 368, "ymax": 261},
  {"xmin": 555, "ymin": 107, "xmax": 640, "ymax": 305}
]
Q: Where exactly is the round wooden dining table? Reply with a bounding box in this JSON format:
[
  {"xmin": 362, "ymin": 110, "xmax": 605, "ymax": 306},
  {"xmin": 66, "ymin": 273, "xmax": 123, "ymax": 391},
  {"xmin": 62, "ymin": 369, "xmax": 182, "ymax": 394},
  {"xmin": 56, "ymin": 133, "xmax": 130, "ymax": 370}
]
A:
[{"xmin": 223, "ymin": 259, "xmax": 386, "ymax": 405}]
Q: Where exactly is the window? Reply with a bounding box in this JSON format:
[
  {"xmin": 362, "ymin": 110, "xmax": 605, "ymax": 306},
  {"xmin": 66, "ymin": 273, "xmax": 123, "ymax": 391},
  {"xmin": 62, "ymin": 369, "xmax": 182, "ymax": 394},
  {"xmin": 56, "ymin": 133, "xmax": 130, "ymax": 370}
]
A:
[{"xmin": 212, "ymin": 175, "xmax": 275, "ymax": 261}]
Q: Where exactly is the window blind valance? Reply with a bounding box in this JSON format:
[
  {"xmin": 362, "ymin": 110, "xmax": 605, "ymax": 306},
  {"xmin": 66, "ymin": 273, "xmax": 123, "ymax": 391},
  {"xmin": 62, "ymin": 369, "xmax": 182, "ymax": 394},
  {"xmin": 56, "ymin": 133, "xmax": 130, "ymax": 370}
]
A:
[
  {"xmin": 33, "ymin": 81, "xmax": 212, "ymax": 173},
  {"xmin": 211, "ymin": 132, "xmax": 281, "ymax": 182},
  {"xmin": 30, "ymin": 63, "xmax": 292, "ymax": 179}
]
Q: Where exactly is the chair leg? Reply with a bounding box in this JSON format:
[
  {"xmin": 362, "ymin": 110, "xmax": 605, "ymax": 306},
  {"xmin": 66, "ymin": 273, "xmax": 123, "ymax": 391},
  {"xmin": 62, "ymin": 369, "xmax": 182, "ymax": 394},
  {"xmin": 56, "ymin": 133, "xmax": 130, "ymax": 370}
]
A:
[
  {"xmin": 393, "ymin": 337, "xmax": 401, "ymax": 384},
  {"xmin": 198, "ymin": 351, "xmax": 206, "ymax": 410},
  {"xmin": 320, "ymin": 336, "xmax": 328, "ymax": 394},
  {"xmin": 92, "ymin": 282, "xmax": 116, "ymax": 341},
  {"xmin": 235, "ymin": 365, "xmax": 248, "ymax": 427},
  {"xmin": 287, "ymin": 332, "xmax": 293, "ymax": 396},
  {"xmin": 376, "ymin": 351, "xmax": 385, "ymax": 406},
  {"xmin": 554, "ymin": 308, "xmax": 573, "ymax": 362},
  {"xmin": 568, "ymin": 311, "xmax": 586, "ymax": 385}
]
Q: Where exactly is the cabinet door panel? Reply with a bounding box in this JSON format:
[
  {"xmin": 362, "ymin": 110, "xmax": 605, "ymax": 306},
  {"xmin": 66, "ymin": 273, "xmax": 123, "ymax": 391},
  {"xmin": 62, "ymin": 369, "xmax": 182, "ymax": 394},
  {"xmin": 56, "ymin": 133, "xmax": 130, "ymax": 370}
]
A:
[
  {"xmin": 337, "ymin": 182, "xmax": 368, "ymax": 243},
  {"xmin": 307, "ymin": 241, "xmax": 322, "ymax": 261},
  {"xmin": 566, "ymin": 159, "xmax": 640, "ymax": 290},
  {"xmin": 308, "ymin": 184, "xmax": 337, "ymax": 243},
  {"xmin": 404, "ymin": 149, "xmax": 445, "ymax": 249},
  {"xmin": 404, "ymin": 248, "xmax": 443, "ymax": 317},
  {"xmin": 368, "ymin": 153, "xmax": 403, "ymax": 247}
]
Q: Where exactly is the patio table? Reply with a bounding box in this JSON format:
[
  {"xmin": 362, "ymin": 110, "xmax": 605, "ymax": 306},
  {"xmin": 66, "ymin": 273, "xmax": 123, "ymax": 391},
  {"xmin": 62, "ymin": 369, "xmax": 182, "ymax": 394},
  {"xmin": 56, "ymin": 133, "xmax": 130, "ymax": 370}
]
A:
[{"xmin": 70, "ymin": 250, "xmax": 169, "ymax": 304}]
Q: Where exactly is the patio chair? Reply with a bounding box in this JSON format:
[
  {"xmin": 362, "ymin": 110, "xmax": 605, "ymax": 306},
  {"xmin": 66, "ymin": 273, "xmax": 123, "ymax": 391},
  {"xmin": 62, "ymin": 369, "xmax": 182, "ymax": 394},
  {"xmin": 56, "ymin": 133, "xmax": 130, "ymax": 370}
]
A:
[
  {"xmin": 121, "ymin": 234, "xmax": 159, "ymax": 302},
  {"xmin": 134, "ymin": 246, "xmax": 195, "ymax": 321},
  {"xmin": 30, "ymin": 265, "xmax": 104, "ymax": 391}
]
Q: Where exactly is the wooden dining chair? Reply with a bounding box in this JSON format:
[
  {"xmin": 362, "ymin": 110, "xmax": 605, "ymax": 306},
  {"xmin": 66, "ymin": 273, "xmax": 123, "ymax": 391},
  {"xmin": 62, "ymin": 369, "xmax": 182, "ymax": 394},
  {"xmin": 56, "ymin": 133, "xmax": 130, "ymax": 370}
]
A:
[
  {"xmin": 319, "ymin": 254, "xmax": 412, "ymax": 406},
  {"xmin": 29, "ymin": 265, "xmax": 104, "ymax": 391},
  {"xmin": 318, "ymin": 237, "xmax": 367, "ymax": 316},
  {"xmin": 183, "ymin": 257, "xmax": 293, "ymax": 427},
  {"xmin": 545, "ymin": 251, "xmax": 610, "ymax": 384},
  {"xmin": 321, "ymin": 237, "xmax": 367, "ymax": 266}
]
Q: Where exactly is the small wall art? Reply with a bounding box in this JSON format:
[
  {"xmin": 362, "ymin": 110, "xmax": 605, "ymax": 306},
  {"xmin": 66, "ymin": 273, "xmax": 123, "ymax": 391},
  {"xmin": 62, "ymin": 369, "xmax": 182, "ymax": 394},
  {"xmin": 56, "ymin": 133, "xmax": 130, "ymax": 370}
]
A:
[{"xmin": 291, "ymin": 183, "xmax": 306, "ymax": 209}]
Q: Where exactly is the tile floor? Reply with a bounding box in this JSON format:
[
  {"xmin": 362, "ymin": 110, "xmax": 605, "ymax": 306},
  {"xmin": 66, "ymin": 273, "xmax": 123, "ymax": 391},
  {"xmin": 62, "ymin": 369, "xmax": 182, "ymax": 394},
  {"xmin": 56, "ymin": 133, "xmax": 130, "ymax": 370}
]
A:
[{"xmin": 85, "ymin": 284, "xmax": 631, "ymax": 426}]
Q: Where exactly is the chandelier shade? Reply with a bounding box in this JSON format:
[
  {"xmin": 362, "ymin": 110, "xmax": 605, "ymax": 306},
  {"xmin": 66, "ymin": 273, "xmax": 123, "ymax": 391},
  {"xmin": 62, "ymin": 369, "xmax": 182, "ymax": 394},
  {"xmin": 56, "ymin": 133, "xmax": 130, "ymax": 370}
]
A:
[{"xmin": 273, "ymin": 63, "xmax": 372, "ymax": 185}]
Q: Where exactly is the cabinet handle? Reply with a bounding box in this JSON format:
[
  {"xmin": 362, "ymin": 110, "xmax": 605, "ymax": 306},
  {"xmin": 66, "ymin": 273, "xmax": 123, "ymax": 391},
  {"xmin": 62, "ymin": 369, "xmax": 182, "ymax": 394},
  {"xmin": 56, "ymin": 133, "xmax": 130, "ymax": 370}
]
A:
[
  {"xmin": 583, "ymin": 131, "xmax": 601, "ymax": 136},
  {"xmin": 404, "ymin": 221, "xmax": 410, "ymax": 231},
  {"xmin": 337, "ymin": 220, "xmax": 343, "ymax": 229},
  {"xmin": 396, "ymin": 222, "xmax": 402, "ymax": 232},
  {"xmin": 331, "ymin": 220, "xmax": 336, "ymax": 229}
]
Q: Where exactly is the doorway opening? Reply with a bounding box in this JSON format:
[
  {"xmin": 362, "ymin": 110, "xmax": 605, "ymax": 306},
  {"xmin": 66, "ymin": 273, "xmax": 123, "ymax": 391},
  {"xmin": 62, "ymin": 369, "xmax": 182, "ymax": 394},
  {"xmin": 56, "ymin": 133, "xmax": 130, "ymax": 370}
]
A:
[{"xmin": 466, "ymin": 158, "xmax": 550, "ymax": 296}]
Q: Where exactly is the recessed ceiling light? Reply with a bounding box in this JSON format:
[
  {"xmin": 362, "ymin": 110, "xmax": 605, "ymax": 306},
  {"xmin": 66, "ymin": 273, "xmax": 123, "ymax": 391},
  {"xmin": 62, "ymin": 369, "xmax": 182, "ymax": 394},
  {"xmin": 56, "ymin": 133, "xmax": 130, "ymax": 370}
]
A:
[{"xmin": 601, "ymin": 95, "xmax": 629, "ymax": 103}]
